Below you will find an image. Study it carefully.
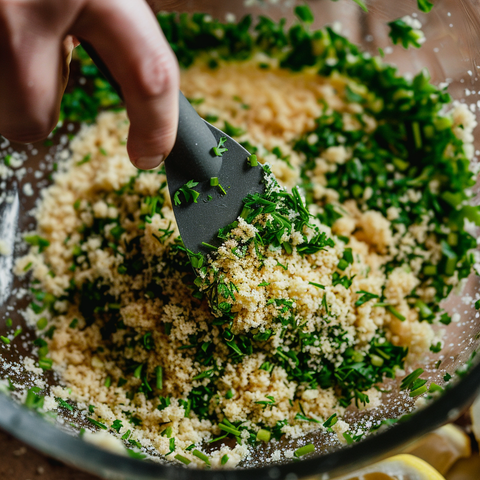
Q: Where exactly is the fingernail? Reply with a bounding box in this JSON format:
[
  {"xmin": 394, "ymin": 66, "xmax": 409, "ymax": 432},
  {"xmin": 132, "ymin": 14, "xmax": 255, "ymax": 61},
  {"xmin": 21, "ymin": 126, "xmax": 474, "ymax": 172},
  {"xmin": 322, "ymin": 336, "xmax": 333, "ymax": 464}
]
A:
[{"xmin": 135, "ymin": 155, "xmax": 165, "ymax": 170}]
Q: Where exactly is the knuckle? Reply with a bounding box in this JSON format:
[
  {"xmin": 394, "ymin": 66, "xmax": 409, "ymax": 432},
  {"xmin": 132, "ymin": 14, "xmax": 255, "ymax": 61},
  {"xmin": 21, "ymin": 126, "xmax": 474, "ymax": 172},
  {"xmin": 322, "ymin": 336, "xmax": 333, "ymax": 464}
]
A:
[{"xmin": 130, "ymin": 48, "xmax": 179, "ymax": 100}]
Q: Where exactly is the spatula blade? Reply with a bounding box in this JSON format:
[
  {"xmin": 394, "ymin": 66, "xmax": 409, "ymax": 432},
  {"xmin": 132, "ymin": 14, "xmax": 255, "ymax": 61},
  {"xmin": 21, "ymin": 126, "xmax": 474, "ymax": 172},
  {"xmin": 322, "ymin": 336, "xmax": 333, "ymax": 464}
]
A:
[{"xmin": 165, "ymin": 122, "xmax": 265, "ymax": 255}]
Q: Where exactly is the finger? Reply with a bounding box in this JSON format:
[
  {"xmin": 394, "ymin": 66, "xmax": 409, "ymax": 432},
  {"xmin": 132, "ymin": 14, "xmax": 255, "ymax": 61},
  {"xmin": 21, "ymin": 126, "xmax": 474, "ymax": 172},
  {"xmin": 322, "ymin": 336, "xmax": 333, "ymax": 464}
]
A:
[
  {"xmin": 0, "ymin": 3, "xmax": 71, "ymax": 143},
  {"xmin": 61, "ymin": 36, "xmax": 76, "ymax": 94},
  {"xmin": 73, "ymin": 0, "xmax": 180, "ymax": 169}
]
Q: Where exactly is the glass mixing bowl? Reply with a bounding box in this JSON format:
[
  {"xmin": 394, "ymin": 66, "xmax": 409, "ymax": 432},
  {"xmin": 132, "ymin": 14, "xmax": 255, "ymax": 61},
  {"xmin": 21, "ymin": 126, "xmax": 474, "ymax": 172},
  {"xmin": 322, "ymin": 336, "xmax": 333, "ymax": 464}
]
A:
[{"xmin": 1, "ymin": 0, "xmax": 480, "ymax": 478}]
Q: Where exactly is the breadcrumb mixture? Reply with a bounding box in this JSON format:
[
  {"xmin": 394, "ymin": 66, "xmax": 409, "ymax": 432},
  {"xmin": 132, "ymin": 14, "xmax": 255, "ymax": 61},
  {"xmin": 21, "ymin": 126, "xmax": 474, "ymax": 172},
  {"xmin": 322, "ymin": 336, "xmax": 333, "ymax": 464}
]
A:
[{"xmin": 15, "ymin": 61, "xmax": 476, "ymax": 467}]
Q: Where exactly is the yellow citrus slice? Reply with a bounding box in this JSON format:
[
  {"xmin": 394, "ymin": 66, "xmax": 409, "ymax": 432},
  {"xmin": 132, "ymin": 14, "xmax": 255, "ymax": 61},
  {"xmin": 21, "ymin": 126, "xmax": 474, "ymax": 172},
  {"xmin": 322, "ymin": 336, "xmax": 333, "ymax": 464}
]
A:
[
  {"xmin": 403, "ymin": 424, "xmax": 471, "ymax": 475},
  {"xmin": 334, "ymin": 454, "xmax": 446, "ymax": 480}
]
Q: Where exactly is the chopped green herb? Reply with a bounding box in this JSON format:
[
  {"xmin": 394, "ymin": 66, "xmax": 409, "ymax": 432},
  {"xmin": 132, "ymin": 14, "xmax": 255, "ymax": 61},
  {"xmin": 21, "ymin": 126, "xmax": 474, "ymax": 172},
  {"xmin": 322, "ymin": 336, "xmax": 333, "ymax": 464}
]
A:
[
  {"xmin": 213, "ymin": 137, "xmax": 228, "ymax": 156},
  {"xmin": 56, "ymin": 397, "xmax": 74, "ymax": 412},
  {"xmin": 175, "ymin": 454, "xmax": 191, "ymax": 465},
  {"xmin": 39, "ymin": 358, "xmax": 53, "ymax": 370},
  {"xmin": 417, "ymin": 0, "xmax": 434, "ymax": 13},
  {"xmin": 256, "ymin": 429, "xmax": 271, "ymax": 442},
  {"xmin": 388, "ymin": 18, "xmax": 424, "ymax": 49},
  {"xmin": 36, "ymin": 317, "xmax": 48, "ymax": 330},
  {"xmin": 323, "ymin": 413, "xmax": 338, "ymax": 428},
  {"xmin": 77, "ymin": 153, "xmax": 91, "ymax": 166},
  {"xmin": 156, "ymin": 366, "xmax": 163, "ymax": 390},
  {"xmin": 24, "ymin": 235, "xmax": 50, "ymax": 252},
  {"xmin": 88, "ymin": 418, "xmax": 108, "ymax": 430},
  {"xmin": 294, "ymin": 5, "xmax": 314, "ymax": 23},
  {"xmin": 25, "ymin": 387, "xmax": 44, "ymax": 409},
  {"xmin": 111, "ymin": 419, "xmax": 123, "ymax": 433},
  {"xmin": 355, "ymin": 290, "xmax": 379, "ymax": 307},
  {"xmin": 174, "ymin": 180, "xmax": 201, "ymax": 205},
  {"xmin": 248, "ymin": 154, "xmax": 258, "ymax": 167},
  {"xmin": 294, "ymin": 444, "xmax": 315, "ymax": 457},
  {"xmin": 192, "ymin": 449, "xmax": 210, "ymax": 466}
]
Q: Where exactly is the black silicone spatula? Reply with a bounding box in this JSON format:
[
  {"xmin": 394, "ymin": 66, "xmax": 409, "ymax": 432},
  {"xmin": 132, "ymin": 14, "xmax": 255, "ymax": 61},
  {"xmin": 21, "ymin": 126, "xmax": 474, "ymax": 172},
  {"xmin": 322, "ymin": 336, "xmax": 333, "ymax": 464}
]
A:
[{"xmin": 81, "ymin": 43, "xmax": 265, "ymax": 255}]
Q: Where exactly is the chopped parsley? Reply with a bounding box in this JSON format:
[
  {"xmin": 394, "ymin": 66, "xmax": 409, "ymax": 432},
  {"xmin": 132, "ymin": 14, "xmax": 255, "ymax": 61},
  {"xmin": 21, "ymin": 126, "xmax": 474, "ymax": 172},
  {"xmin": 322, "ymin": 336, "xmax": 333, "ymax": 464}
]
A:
[
  {"xmin": 213, "ymin": 137, "xmax": 228, "ymax": 156},
  {"xmin": 388, "ymin": 19, "xmax": 424, "ymax": 49},
  {"xmin": 174, "ymin": 180, "xmax": 201, "ymax": 206}
]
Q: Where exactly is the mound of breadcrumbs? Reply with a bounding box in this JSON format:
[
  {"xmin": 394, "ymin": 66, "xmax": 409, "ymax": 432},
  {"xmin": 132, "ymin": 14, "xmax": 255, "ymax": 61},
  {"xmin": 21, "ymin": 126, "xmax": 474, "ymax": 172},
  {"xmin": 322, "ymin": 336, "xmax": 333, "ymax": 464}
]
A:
[{"xmin": 14, "ymin": 59, "xmax": 477, "ymax": 468}]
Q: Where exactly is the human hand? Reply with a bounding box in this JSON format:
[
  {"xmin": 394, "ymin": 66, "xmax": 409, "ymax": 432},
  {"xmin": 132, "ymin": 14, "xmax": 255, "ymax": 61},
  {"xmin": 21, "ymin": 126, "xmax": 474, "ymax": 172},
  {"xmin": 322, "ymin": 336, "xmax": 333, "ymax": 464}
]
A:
[{"xmin": 0, "ymin": 0, "xmax": 179, "ymax": 170}]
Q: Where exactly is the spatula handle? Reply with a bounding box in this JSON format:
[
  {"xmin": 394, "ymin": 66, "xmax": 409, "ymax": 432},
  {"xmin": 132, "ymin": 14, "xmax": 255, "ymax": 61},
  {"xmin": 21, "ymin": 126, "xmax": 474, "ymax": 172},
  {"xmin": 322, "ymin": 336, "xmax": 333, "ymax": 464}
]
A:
[{"xmin": 79, "ymin": 41, "xmax": 221, "ymax": 181}]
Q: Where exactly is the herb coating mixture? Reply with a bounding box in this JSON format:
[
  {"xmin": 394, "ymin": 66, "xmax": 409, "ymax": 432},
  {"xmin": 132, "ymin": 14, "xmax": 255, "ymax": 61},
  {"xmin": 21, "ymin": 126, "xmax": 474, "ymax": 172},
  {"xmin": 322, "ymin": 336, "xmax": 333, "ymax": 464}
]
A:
[{"xmin": 14, "ymin": 10, "xmax": 480, "ymax": 468}]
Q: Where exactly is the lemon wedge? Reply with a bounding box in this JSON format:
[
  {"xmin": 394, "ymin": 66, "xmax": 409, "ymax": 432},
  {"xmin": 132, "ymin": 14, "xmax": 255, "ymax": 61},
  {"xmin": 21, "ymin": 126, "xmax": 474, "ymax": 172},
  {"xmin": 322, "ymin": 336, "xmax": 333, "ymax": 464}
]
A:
[
  {"xmin": 403, "ymin": 424, "xmax": 471, "ymax": 475},
  {"xmin": 334, "ymin": 454, "xmax": 446, "ymax": 480},
  {"xmin": 470, "ymin": 394, "xmax": 480, "ymax": 445}
]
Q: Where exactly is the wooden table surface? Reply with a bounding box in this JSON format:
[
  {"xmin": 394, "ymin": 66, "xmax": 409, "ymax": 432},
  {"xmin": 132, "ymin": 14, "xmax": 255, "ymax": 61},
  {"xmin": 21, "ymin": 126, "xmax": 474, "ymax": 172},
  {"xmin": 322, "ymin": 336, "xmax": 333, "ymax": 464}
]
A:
[{"xmin": 0, "ymin": 428, "xmax": 98, "ymax": 480}]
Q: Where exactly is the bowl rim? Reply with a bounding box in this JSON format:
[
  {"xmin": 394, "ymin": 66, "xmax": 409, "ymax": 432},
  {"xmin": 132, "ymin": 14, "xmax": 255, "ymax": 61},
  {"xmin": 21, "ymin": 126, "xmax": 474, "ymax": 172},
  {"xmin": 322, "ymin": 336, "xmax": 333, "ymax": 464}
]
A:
[{"xmin": 0, "ymin": 357, "xmax": 479, "ymax": 480}]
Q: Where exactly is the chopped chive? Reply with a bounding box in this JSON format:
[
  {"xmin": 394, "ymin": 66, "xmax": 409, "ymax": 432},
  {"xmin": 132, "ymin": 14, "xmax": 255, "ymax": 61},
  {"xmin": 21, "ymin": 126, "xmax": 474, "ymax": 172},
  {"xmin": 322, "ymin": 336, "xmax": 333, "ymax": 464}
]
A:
[
  {"xmin": 192, "ymin": 449, "xmax": 210, "ymax": 466},
  {"xmin": 308, "ymin": 282, "xmax": 325, "ymax": 289},
  {"xmin": 256, "ymin": 429, "xmax": 271, "ymax": 442},
  {"xmin": 201, "ymin": 242, "xmax": 218, "ymax": 250},
  {"xmin": 294, "ymin": 444, "xmax": 315, "ymax": 457},
  {"xmin": 225, "ymin": 389, "xmax": 233, "ymax": 399},
  {"xmin": 412, "ymin": 122, "xmax": 422, "ymax": 149},
  {"xmin": 104, "ymin": 376, "xmax": 111, "ymax": 388},
  {"xmin": 351, "ymin": 0, "xmax": 368, "ymax": 12},
  {"xmin": 218, "ymin": 422, "xmax": 241, "ymax": 436},
  {"xmin": 370, "ymin": 355, "xmax": 384, "ymax": 367},
  {"xmin": 337, "ymin": 259, "xmax": 349, "ymax": 271},
  {"xmin": 156, "ymin": 366, "xmax": 163, "ymax": 390},
  {"xmin": 36, "ymin": 317, "xmax": 48, "ymax": 330},
  {"xmin": 428, "ymin": 382, "xmax": 443, "ymax": 393},
  {"xmin": 0, "ymin": 336, "xmax": 10, "ymax": 345},
  {"xmin": 126, "ymin": 449, "xmax": 146, "ymax": 459},
  {"xmin": 323, "ymin": 413, "xmax": 338, "ymax": 428},
  {"xmin": 400, "ymin": 368, "xmax": 424, "ymax": 390},
  {"xmin": 386, "ymin": 305, "xmax": 406, "ymax": 321},
  {"xmin": 210, "ymin": 177, "xmax": 219, "ymax": 186},
  {"xmin": 39, "ymin": 358, "xmax": 53, "ymax": 370},
  {"xmin": 56, "ymin": 397, "xmax": 74, "ymax": 412},
  {"xmin": 5, "ymin": 318, "xmax": 12, "ymax": 329},
  {"xmin": 221, "ymin": 454, "xmax": 229, "ymax": 465},
  {"xmin": 87, "ymin": 418, "xmax": 108, "ymax": 430},
  {"xmin": 13, "ymin": 328, "xmax": 22, "ymax": 338},
  {"xmin": 175, "ymin": 454, "xmax": 191, "ymax": 465},
  {"xmin": 25, "ymin": 387, "xmax": 44, "ymax": 409},
  {"xmin": 24, "ymin": 235, "xmax": 50, "ymax": 252},
  {"xmin": 133, "ymin": 364, "xmax": 143, "ymax": 379},
  {"xmin": 192, "ymin": 369, "xmax": 214, "ymax": 380},
  {"xmin": 76, "ymin": 153, "xmax": 91, "ymax": 166},
  {"xmin": 248, "ymin": 154, "xmax": 258, "ymax": 167},
  {"xmin": 409, "ymin": 385, "xmax": 428, "ymax": 397}
]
